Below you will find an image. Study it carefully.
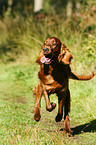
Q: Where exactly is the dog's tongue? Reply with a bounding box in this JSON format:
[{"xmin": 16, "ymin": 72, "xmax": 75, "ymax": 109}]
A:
[{"xmin": 41, "ymin": 56, "xmax": 51, "ymax": 63}]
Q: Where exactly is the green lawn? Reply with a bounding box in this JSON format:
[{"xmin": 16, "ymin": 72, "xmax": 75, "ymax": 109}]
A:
[{"xmin": 0, "ymin": 61, "xmax": 96, "ymax": 145}]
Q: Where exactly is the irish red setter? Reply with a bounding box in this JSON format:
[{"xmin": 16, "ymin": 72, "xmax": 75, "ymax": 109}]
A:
[{"xmin": 33, "ymin": 37, "xmax": 94, "ymax": 135}]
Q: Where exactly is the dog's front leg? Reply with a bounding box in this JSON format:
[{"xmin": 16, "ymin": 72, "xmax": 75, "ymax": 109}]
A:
[
  {"xmin": 34, "ymin": 80, "xmax": 43, "ymax": 122},
  {"xmin": 43, "ymin": 85, "xmax": 56, "ymax": 112}
]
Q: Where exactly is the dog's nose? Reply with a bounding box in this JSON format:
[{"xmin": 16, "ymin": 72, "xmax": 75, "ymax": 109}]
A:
[{"xmin": 43, "ymin": 47, "xmax": 49, "ymax": 53}]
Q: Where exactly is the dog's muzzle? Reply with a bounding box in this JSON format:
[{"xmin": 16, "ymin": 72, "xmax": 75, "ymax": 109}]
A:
[{"xmin": 43, "ymin": 47, "xmax": 49, "ymax": 53}]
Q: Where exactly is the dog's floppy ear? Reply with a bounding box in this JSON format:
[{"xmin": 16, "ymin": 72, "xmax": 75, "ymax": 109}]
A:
[
  {"xmin": 58, "ymin": 44, "xmax": 73, "ymax": 64},
  {"xmin": 36, "ymin": 49, "xmax": 44, "ymax": 65}
]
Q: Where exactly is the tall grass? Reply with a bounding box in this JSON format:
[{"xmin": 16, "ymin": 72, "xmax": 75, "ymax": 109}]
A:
[{"xmin": 0, "ymin": 12, "xmax": 95, "ymax": 73}]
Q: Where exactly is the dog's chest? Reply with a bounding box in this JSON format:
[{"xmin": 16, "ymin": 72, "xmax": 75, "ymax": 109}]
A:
[
  {"xmin": 38, "ymin": 64, "xmax": 68, "ymax": 93},
  {"xmin": 38, "ymin": 65, "xmax": 55, "ymax": 83}
]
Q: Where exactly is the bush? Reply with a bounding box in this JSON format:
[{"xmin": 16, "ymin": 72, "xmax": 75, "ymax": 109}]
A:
[{"xmin": 86, "ymin": 35, "xmax": 96, "ymax": 58}]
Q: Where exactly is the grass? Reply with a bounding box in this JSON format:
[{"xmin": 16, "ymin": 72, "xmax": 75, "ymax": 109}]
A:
[
  {"xmin": 0, "ymin": 1, "xmax": 96, "ymax": 144},
  {"xmin": 0, "ymin": 57, "xmax": 96, "ymax": 145}
]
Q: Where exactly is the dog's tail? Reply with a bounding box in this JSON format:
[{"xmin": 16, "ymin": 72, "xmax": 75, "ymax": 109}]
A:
[{"xmin": 70, "ymin": 72, "xmax": 94, "ymax": 80}]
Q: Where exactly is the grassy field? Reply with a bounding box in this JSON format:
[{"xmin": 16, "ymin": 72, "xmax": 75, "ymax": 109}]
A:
[
  {"xmin": 0, "ymin": 56, "xmax": 96, "ymax": 145},
  {"xmin": 0, "ymin": 2, "xmax": 96, "ymax": 144}
]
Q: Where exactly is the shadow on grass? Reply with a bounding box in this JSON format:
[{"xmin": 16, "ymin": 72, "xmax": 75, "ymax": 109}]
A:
[{"xmin": 71, "ymin": 119, "xmax": 96, "ymax": 135}]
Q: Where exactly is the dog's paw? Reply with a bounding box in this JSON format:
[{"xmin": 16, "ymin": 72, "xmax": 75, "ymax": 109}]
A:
[
  {"xmin": 34, "ymin": 114, "xmax": 41, "ymax": 122},
  {"xmin": 55, "ymin": 113, "xmax": 62, "ymax": 122},
  {"xmin": 34, "ymin": 107, "xmax": 41, "ymax": 122},
  {"xmin": 51, "ymin": 102, "xmax": 56, "ymax": 110},
  {"xmin": 46, "ymin": 102, "xmax": 56, "ymax": 112}
]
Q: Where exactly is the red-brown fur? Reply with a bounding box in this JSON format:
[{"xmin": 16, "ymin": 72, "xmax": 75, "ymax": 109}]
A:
[{"xmin": 34, "ymin": 37, "xmax": 94, "ymax": 135}]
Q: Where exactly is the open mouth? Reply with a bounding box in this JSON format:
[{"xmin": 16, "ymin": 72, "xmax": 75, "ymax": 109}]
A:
[{"xmin": 40, "ymin": 53, "xmax": 53, "ymax": 64}]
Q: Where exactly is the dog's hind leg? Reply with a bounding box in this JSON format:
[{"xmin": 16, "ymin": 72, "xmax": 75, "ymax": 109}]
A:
[
  {"xmin": 55, "ymin": 92, "xmax": 65, "ymax": 122},
  {"xmin": 64, "ymin": 89, "xmax": 72, "ymax": 135}
]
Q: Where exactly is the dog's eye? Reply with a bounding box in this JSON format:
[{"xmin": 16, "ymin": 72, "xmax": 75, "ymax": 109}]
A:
[
  {"xmin": 44, "ymin": 42, "xmax": 46, "ymax": 45},
  {"xmin": 53, "ymin": 43, "xmax": 56, "ymax": 45}
]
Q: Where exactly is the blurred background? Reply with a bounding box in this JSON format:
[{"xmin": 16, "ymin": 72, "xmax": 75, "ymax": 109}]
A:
[{"xmin": 0, "ymin": 0, "xmax": 96, "ymax": 69}]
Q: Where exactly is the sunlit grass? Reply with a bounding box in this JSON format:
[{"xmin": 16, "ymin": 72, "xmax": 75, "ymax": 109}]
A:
[{"xmin": 0, "ymin": 54, "xmax": 96, "ymax": 145}]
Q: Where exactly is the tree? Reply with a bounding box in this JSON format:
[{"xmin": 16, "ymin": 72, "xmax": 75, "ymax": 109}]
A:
[{"xmin": 34, "ymin": 0, "xmax": 43, "ymax": 12}]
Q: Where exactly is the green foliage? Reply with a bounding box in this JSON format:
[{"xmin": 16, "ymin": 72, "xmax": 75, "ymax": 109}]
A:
[
  {"xmin": 0, "ymin": 0, "xmax": 96, "ymax": 64},
  {"xmin": 86, "ymin": 35, "xmax": 96, "ymax": 58}
]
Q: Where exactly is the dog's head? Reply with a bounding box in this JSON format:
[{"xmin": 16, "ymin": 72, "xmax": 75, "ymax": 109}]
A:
[{"xmin": 36, "ymin": 37, "xmax": 73, "ymax": 65}]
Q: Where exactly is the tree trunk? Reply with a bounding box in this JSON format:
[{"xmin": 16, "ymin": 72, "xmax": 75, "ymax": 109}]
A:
[
  {"xmin": 7, "ymin": 0, "xmax": 12, "ymax": 13},
  {"xmin": 66, "ymin": 0, "xmax": 73, "ymax": 18},
  {"xmin": 76, "ymin": 1, "xmax": 80, "ymax": 16},
  {"xmin": 34, "ymin": 0, "xmax": 43, "ymax": 12}
]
